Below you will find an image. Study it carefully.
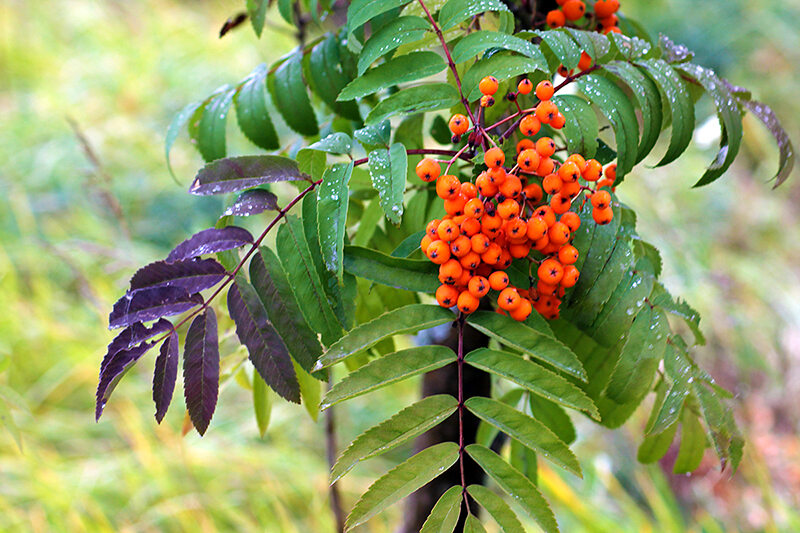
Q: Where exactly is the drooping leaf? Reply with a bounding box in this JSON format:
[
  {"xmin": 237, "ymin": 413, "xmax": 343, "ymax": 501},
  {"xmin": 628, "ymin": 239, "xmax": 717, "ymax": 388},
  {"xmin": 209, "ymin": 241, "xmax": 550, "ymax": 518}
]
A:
[
  {"xmin": 189, "ymin": 155, "xmax": 307, "ymax": 195},
  {"xmin": 357, "ymin": 16, "xmax": 430, "ymax": 75},
  {"xmin": 658, "ymin": 34, "xmax": 693, "ymax": 64},
  {"xmin": 607, "ymin": 32, "xmax": 652, "ymax": 60},
  {"xmin": 195, "ymin": 85, "xmax": 236, "ymax": 162},
  {"xmin": 296, "ymin": 361, "xmax": 321, "ymax": 421},
  {"xmin": 129, "ymin": 258, "xmax": 226, "ymax": 295},
  {"xmin": 535, "ymin": 29, "xmax": 582, "ymax": 70},
  {"xmin": 227, "ymin": 278, "xmax": 300, "ymax": 403},
  {"xmin": 317, "ymin": 162, "xmax": 354, "ymax": 282},
  {"xmin": 340, "ymin": 52, "xmax": 446, "ymax": 101},
  {"xmin": 345, "ymin": 442, "xmax": 460, "ymax": 531},
  {"xmin": 465, "ymin": 397, "xmax": 581, "ymax": 476},
  {"xmin": 466, "ymin": 312, "xmax": 587, "ymax": 381},
  {"xmin": 466, "ymin": 444, "xmax": 559, "ymax": 533},
  {"xmin": 529, "ymin": 394, "xmax": 576, "ymax": 445},
  {"xmin": 366, "ymin": 83, "xmax": 460, "ymax": 125},
  {"xmin": 463, "ymin": 515, "xmax": 487, "ymax": 533},
  {"xmin": 108, "ymin": 287, "xmax": 203, "ymax": 330},
  {"xmin": 250, "ymin": 248, "xmax": 322, "ymax": 373},
  {"xmin": 165, "ymin": 101, "xmax": 201, "ymax": 181},
  {"xmin": 183, "ymin": 309, "xmax": 219, "ymax": 435},
  {"xmin": 464, "ymin": 349, "xmax": 598, "ymax": 418},
  {"xmin": 673, "ymin": 409, "xmax": 706, "ymax": 474},
  {"xmin": 222, "ymin": 189, "xmax": 279, "ymax": 217},
  {"xmin": 314, "ymin": 304, "xmax": 454, "ymax": 370},
  {"xmin": 367, "ymin": 143, "xmax": 407, "ymax": 224},
  {"xmin": 438, "ymin": 0, "xmax": 510, "ymax": 31},
  {"xmin": 331, "ymin": 394, "xmax": 458, "ymax": 483},
  {"xmin": 253, "ymin": 372, "xmax": 272, "ymax": 437},
  {"xmin": 451, "ymin": 30, "xmax": 544, "ymax": 64},
  {"xmin": 100, "ymin": 319, "xmax": 173, "ymax": 374},
  {"xmin": 462, "ymin": 53, "xmax": 548, "ymax": 101},
  {"xmin": 420, "ymin": 485, "xmax": 462, "ymax": 533},
  {"xmin": 304, "ymin": 35, "xmax": 361, "ymax": 121},
  {"xmin": 693, "ymin": 382, "xmax": 743, "ymax": 472},
  {"xmin": 343, "ymin": 245, "xmax": 439, "ymax": 292},
  {"xmin": 638, "ymin": 420, "xmax": 678, "ymax": 464},
  {"xmin": 740, "ymin": 98, "xmax": 795, "ymax": 187},
  {"xmin": 563, "ymin": 28, "xmax": 610, "ymax": 62},
  {"xmin": 348, "ymin": 0, "xmax": 414, "ymax": 40},
  {"xmin": 467, "ymin": 484, "xmax": 525, "ymax": 533},
  {"xmin": 153, "ymin": 331, "xmax": 179, "ymax": 423},
  {"xmin": 323, "ymin": 346, "xmax": 456, "ymax": 409},
  {"xmin": 96, "ymin": 340, "xmax": 156, "ymax": 420},
  {"xmin": 551, "ymin": 95, "xmax": 599, "ymax": 159},
  {"xmin": 234, "ymin": 63, "xmax": 279, "ymax": 149},
  {"xmin": 354, "ymin": 120, "xmax": 392, "ymax": 150},
  {"xmin": 267, "ymin": 52, "xmax": 319, "ymax": 136}
]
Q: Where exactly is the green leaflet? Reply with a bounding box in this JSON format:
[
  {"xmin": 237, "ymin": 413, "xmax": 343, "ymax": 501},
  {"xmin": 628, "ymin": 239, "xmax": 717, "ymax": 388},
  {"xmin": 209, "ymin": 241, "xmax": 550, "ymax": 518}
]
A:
[
  {"xmin": 234, "ymin": 64, "xmax": 279, "ymax": 150},
  {"xmin": 250, "ymin": 247, "xmax": 323, "ymax": 373},
  {"xmin": 475, "ymin": 388, "xmax": 525, "ymax": 448},
  {"xmin": 348, "ymin": 0, "xmax": 414, "ymax": 39},
  {"xmin": 577, "ymin": 74, "xmax": 639, "ymax": 179},
  {"xmin": 463, "ymin": 514, "xmax": 487, "ymax": 533},
  {"xmin": 651, "ymin": 285, "xmax": 705, "ymax": 345},
  {"xmin": 466, "ymin": 311, "xmax": 587, "ymax": 381},
  {"xmin": 317, "ymin": 162, "xmax": 354, "ymax": 282},
  {"xmin": 677, "ymin": 62, "xmax": 743, "ymax": 187},
  {"xmin": 295, "ymin": 362, "xmax": 321, "ymax": 421},
  {"xmin": 390, "ymin": 229, "xmax": 426, "ymax": 258},
  {"xmin": 638, "ymin": 58, "xmax": 695, "ymax": 167},
  {"xmin": 340, "ymin": 52, "xmax": 446, "ymax": 101},
  {"xmin": 344, "ymin": 442, "xmax": 459, "ymax": 531},
  {"xmin": 420, "ymin": 485, "xmax": 462, "ymax": 533},
  {"xmin": 693, "ymin": 382, "xmax": 744, "ymax": 472},
  {"xmin": 451, "ymin": 30, "xmax": 545, "ymax": 64},
  {"xmin": 673, "ymin": 409, "xmax": 706, "ymax": 474},
  {"xmin": 165, "ymin": 100, "xmax": 201, "ymax": 182},
  {"xmin": 366, "ymin": 83, "xmax": 460, "ymax": 125},
  {"xmin": 195, "ymin": 85, "xmax": 236, "ymax": 162},
  {"xmin": 562, "ymin": 28, "xmax": 610, "ymax": 62},
  {"xmin": 354, "ymin": 121, "xmax": 391, "ymax": 150},
  {"xmin": 331, "ymin": 394, "xmax": 458, "ymax": 483},
  {"xmin": 343, "ymin": 245, "xmax": 439, "ymax": 292},
  {"xmin": 464, "ymin": 349, "xmax": 598, "ymax": 418},
  {"xmin": 535, "ymin": 29, "xmax": 582, "ymax": 70},
  {"xmin": 304, "ymin": 35, "xmax": 361, "ymax": 121},
  {"xmin": 268, "ymin": 52, "xmax": 318, "ymax": 136},
  {"xmin": 315, "ymin": 304, "xmax": 454, "ymax": 369},
  {"xmin": 357, "ymin": 16, "xmax": 430, "ymax": 76},
  {"xmin": 602, "ymin": 61, "xmax": 663, "ymax": 164},
  {"xmin": 322, "ymin": 346, "xmax": 456, "ymax": 409},
  {"xmin": 297, "ymin": 133, "xmax": 353, "ymax": 179},
  {"xmin": 551, "ymin": 95, "xmax": 598, "ymax": 159},
  {"xmin": 437, "ymin": 0, "xmax": 510, "ymax": 31},
  {"xmin": 367, "ymin": 143, "xmax": 407, "ymax": 224},
  {"xmin": 607, "ymin": 32, "xmax": 652, "ymax": 60},
  {"xmin": 529, "ymin": 394, "xmax": 576, "ymax": 445},
  {"xmin": 467, "ymin": 485, "xmax": 525, "ymax": 533},
  {"xmin": 246, "ymin": 0, "xmax": 269, "ymax": 36},
  {"xmin": 638, "ymin": 420, "xmax": 678, "ymax": 464},
  {"xmin": 252, "ymin": 372, "xmax": 272, "ymax": 437},
  {"xmin": 509, "ymin": 438, "xmax": 538, "ymax": 484},
  {"xmin": 462, "ymin": 53, "xmax": 548, "ymax": 101},
  {"xmin": 276, "ymin": 216, "xmax": 343, "ymax": 346},
  {"xmin": 648, "ymin": 383, "xmax": 688, "ymax": 435},
  {"xmin": 465, "ymin": 397, "xmax": 581, "ymax": 476},
  {"xmin": 466, "ymin": 444, "xmax": 559, "ymax": 533},
  {"xmin": 353, "ymin": 198, "xmax": 384, "ymax": 247}
]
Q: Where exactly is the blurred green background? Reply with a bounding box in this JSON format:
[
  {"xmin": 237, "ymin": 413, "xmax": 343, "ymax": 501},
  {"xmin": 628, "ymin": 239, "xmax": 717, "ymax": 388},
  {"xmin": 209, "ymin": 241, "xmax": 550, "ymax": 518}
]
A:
[{"xmin": 1, "ymin": 0, "xmax": 799, "ymax": 531}]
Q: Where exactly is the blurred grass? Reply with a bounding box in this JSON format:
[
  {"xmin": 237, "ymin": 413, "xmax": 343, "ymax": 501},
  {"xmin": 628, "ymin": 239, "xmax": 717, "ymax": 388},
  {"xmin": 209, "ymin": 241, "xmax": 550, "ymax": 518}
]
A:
[{"xmin": 1, "ymin": 0, "xmax": 799, "ymax": 531}]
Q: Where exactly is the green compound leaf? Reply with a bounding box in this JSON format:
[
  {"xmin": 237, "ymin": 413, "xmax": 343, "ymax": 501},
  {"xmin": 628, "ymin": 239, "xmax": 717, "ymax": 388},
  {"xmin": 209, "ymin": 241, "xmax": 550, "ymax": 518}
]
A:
[
  {"xmin": 345, "ymin": 442, "xmax": 459, "ymax": 531},
  {"xmin": 343, "ymin": 245, "xmax": 439, "ymax": 293},
  {"xmin": 331, "ymin": 394, "xmax": 458, "ymax": 483},
  {"xmin": 315, "ymin": 304, "xmax": 454, "ymax": 370},
  {"xmin": 438, "ymin": 0, "xmax": 510, "ymax": 31},
  {"xmin": 366, "ymin": 83, "xmax": 460, "ymax": 125},
  {"xmin": 464, "ymin": 349, "xmax": 598, "ymax": 418},
  {"xmin": 467, "ymin": 311, "xmax": 587, "ymax": 381},
  {"xmin": 466, "ymin": 444, "xmax": 559, "ymax": 533},
  {"xmin": 368, "ymin": 143, "xmax": 407, "ymax": 224},
  {"xmin": 304, "ymin": 35, "xmax": 362, "ymax": 121},
  {"xmin": 195, "ymin": 85, "xmax": 236, "ymax": 162},
  {"xmin": 462, "ymin": 53, "xmax": 549, "ymax": 101},
  {"xmin": 322, "ymin": 346, "xmax": 456, "ymax": 409},
  {"xmin": 340, "ymin": 52, "xmax": 446, "ymax": 101},
  {"xmin": 420, "ymin": 485, "xmax": 462, "ymax": 533},
  {"xmin": 465, "ymin": 396, "xmax": 581, "ymax": 477},
  {"xmin": 451, "ymin": 30, "xmax": 545, "ymax": 64},
  {"xmin": 551, "ymin": 95, "xmax": 599, "ymax": 159},
  {"xmin": 467, "ymin": 484, "xmax": 525, "ymax": 533},
  {"xmin": 317, "ymin": 162, "xmax": 354, "ymax": 282},
  {"xmin": 268, "ymin": 52, "xmax": 318, "ymax": 136},
  {"xmin": 358, "ymin": 16, "xmax": 430, "ymax": 75},
  {"xmin": 234, "ymin": 64, "xmax": 279, "ymax": 150}
]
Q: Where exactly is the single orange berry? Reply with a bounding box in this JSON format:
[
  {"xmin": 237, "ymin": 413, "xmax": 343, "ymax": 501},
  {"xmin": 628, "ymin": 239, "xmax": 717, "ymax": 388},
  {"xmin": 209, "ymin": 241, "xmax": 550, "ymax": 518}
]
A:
[
  {"xmin": 460, "ymin": 251, "xmax": 482, "ymax": 271},
  {"xmin": 535, "ymin": 100, "xmax": 558, "ymax": 124},
  {"xmin": 488, "ymin": 272, "xmax": 508, "ymax": 292},
  {"xmin": 535, "ymin": 137, "xmax": 557, "ymax": 157},
  {"xmin": 519, "ymin": 114, "xmax": 541, "ymax": 137},
  {"xmin": 558, "ymin": 244, "xmax": 579, "ymax": 265},
  {"xmin": 475, "ymin": 173, "xmax": 498, "ymax": 197},
  {"xmin": 550, "ymin": 193, "xmax": 572, "ymax": 215},
  {"xmin": 461, "ymin": 181, "xmax": 478, "ymax": 199},
  {"xmin": 550, "ymin": 112, "xmax": 566, "ymax": 129},
  {"xmin": 498, "ymin": 174, "xmax": 522, "ymax": 198},
  {"xmin": 481, "ymin": 214, "xmax": 503, "ymax": 236},
  {"xmin": 600, "ymin": 14, "xmax": 619, "ymax": 28},
  {"xmin": 426, "ymin": 219, "xmax": 442, "ymax": 239},
  {"xmin": 415, "ymin": 158, "xmax": 441, "ymax": 182},
  {"xmin": 437, "ymin": 219, "xmax": 461, "ymax": 242},
  {"xmin": 464, "ymin": 198, "xmax": 484, "ymax": 218},
  {"xmin": 537, "ymin": 280, "xmax": 559, "ymax": 297},
  {"xmin": 578, "ymin": 51, "xmax": 592, "ymax": 70},
  {"xmin": 517, "ymin": 149, "xmax": 541, "ymax": 173},
  {"xmin": 596, "ymin": 177, "xmax": 614, "ymax": 189},
  {"xmin": 591, "ymin": 190, "xmax": 611, "ymax": 210},
  {"xmin": 527, "ymin": 216, "xmax": 548, "ymax": 241},
  {"xmin": 426, "ymin": 240, "xmax": 451, "ymax": 264},
  {"xmin": 533, "ymin": 205, "xmax": 557, "ymax": 227},
  {"xmin": 558, "ymin": 161, "xmax": 581, "ymax": 183},
  {"xmin": 461, "ymin": 217, "xmax": 481, "ymax": 237},
  {"xmin": 505, "ymin": 218, "xmax": 528, "ymax": 240},
  {"xmin": 565, "ymin": 153, "xmax": 587, "ymax": 172},
  {"xmin": 479, "ymin": 76, "xmax": 499, "ymax": 96},
  {"xmin": 438, "ymin": 258, "xmax": 463, "ymax": 284},
  {"xmin": 546, "ymin": 9, "xmax": 566, "ymax": 28},
  {"xmin": 535, "ymin": 80, "xmax": 555, "ymax": 101},
  {"xmin": 537, "ymin": 157, "xmax": 556, "ymax": 177},
  {"xmin": 450, "ymin": 235, "xmax": 472, "ymax": 258},
  {"xmin": 449, "ymin": 114, "xmax": 469, "ymax": 136},
  {"xmin": 516, "ymin": 138, "xmax": 535, "ymax": 154},
  {"xmin": 592, "ymin": 206, "xmax": 614, "ymax": 225},
  {"xmin": 582, "ymin": 159, "xmax": 602, "ymax": 182},
  {"xmin": 498, "ymin": 287, "xmax": 522, "ymax": 311},
  {"xmin": 522, "ymin": 182, "xmax": 544, "ymax": 203},
  {"xmin": 560, "ymin": 180, "xmax": 582, "ymax": 199},
  {"xmin": 538, "ymin": 258, "xmax": 565, "ymax": 285},
  {"xmin": 436, "ymin": 284, "xmax": 460, "ymax": 307},
  {"xmin": 487, "ymin": 166, "xmax": 507, "ymax": 186},
  {"xmin": 509, "ymin": 242, "xmax": 532, "ymax": 259},
  {"xmin": 443, "ymin": 195, "xmax": 467, "ymax": 216},
  {"xmin": 594, "ymin": 0, "xmax": 619, "ymax": 18},
  {"xmin": 480, "ymin": 95, "xmax": 495, "ymax": 108},
  {"xmin": 517, "ymin": 78, "xmax": 533, "ymax": 95},
  {"xmin": 484, "ymin": 147, "xmax": 505, "ymax": 169},
  {"xmin": 604, "ymin": 163, "xmax": 617, "ymax": 182},
  {"xmin": 497, "ymin": 199, "xmax": 520, "ymax": 220},
  {"xmin": 548, "ymin": 221, "xmax": 571, "ymax": 245},
  {"xmin": 562, "ymin": 0, "xmax": 586, "ymax": 20},
  {"xmin": 457, "ymin": 290, "xmax": 480, "ymax": 314},
  {"xmin": 509, "ymin": 298, "xmax": 532, "ymax": 321},
  {"xmin": 420, "ymin": 234, "xmax": 433, "ymax": 254},
  {"xmin": 560, "ymin": 265, "xmax": 580, "ymax": 288},
  {"xmin": 468, "ymin": 275, "xmax": 490, "ymax": 298},
  {"xmin": 542, "ymin": 173, "xmax": 563, "ymax": 195},
  {"xmin": 559, "ymin": 211, "xmax": 581, "ymax": 232},
  {"xmin": 436, "ymin": 174, "xmax": 461, "ymax": 200},
  {"xmin": 470, "ymin": 233, "xmax": 490, "ymax": 254}
]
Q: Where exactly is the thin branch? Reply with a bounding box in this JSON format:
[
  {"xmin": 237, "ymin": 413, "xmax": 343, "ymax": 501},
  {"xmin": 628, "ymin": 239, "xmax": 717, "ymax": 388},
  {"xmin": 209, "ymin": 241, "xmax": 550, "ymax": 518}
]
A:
[{"xmin": 326, "ymin": 375, "xmax": 346, "ymax": 533}]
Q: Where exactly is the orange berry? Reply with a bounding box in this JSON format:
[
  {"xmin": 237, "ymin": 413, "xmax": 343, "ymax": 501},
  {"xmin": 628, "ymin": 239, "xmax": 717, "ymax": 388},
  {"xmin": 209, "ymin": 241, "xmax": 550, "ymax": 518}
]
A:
[
  {"xmin": 464, "ymin": 198, "xmax": 484, "ymax": 218},
  {"xmin": 533, "ymin": 205, "xmax": 557, "ymax": 227},
  {"xmin": 497, "ymin": 249, "xmax": 513, "ymax": 269},
  {"xmin": 509, "ymin": 242, "xmax": 532, "ymax": 259},
  {"xmin": 437, "ymin": 219, "xmax": 461, "ymax": 242},
  {"xmin": 516, "ymin": 138, "xmax": 535, "ymax": 154},
  {"xmin": 523, "ymin": 183, "xmax": 544, "ymax": 203},
  {"xmin": 438, "ymin": 258, "xmax": 463, "ymax": 284},
  {"xmin": 594, "ymin": 0, "xmax": 619, "ymax": 18},
  {"xmin": 548, "ymin": 221, "xmax": 571, "ymax": 245},
  {"xmin": 436, "ymin": 174, "xmax": 461, "ymax": 200},
  {"xmin": 533, "ymin": 234, "xmax": 550, "ymax": 251},
  {"xmin": 560, "ymin": 180, "xmax": 582, "ymax": 199},
  {"xmin": 535, "ymin": 137, "xmax": 557, "ymax": 158},
  {"xmin": 604, "ymin": 25, "xmax": 622, "ymax": 35},
  {"xmin": 461, "ymin": 181, "xmax": 478, "ymax": 199},
  {"xmin": 591, "ymin": 190, "xmax": 611, "ymax": 210},
  {"xmin": 592, "ymin": 206, "xmax": 614, "ymax": 225},
  {"xmin": 517, "ymin": 149, "xmax": 541, "ymax": 173},
  {"xmin": 509, "ymin": 298, "xmax": 532, "ymax": 321},
  {"xmin": 449, "ymin": 114, "xmax": 469, "ymax": 136},
  {"xmin": 426, "ymin": 240, "xmax": 451, "ymax": 264},
  {"xmin": 535, "ymin": 100, "xmax": 558, "ymax": 124},
  {"xmin": 476, "ymin": 263, "xmax": 493, "ymax": 278},
  {"xmin": 558, "ymin": 161, "xmax": 581, "ymax": 183},
  {"xmin": 470, "ymin": 233, "xmax": 490, "ymax": 254},
  {"xmin": 481, "ymin": 214, "xmax": 503, "ymax": 236},
  {"xmin": 505, "ymin": 218, "xmax": 528, "ymax": 239},
  {"xmin": 460, "ymin": 251, "xmax": 482, "ymax": 270},
  {"xmin": 484, "ymin": 147, "xmax": 505, "ymax": 169},
  {"xmin": 519, "ymin": 114, "xmax": 541, "ymax": 137},
  {"xmin": 600, "ymin": 14, "xmax": 619, "ymax": 28},
  {"xmin": 479, "ymin": 76, "xmax": 499, "ymax": 96},
  {"xmin": 562, "ymin": 0, "xmax": 586, "ymax": 20},
  {"xmin": 578, "ymin": 51, "xmax": 592, "ymax": 70},
  {"xmin": 565, "ymin": 154, "xmax": 587, "ymax": 172},
  {"xmin": 480, "ymin": 95, "xmax": 495, "ymax": 108},
  {"xmin": 535, "ymin": 80, "xmax": 555, "ymax": 101},
  {"xmin": 481, "ymin": 243, "xmax": 503, "ymax": 266},
  {"xmin": 517, "ymin": 78, "xmax": 533, "ymax": 95},
  {"xmin": 416, "ymin": 158, "xmax": 441, "ymax": 182},
  {"xmin": 536, "ymin": 156, "xmax": 556, "ymax": 177},
  {"xmin": 420, "ymin": 234, "xmax": 433, "ymax": 254},
  {"xmin": 487, "ymin": 167, "xmax": 507, "ymax": 186},
  {"xmin": 560, "ymin": 265, "xmax": 580, "ymax": 288},
  {"xmin": 538, "ymin": 258, "xmax": 564, "ymax": 285},
  {"xmin": 537, "ymin": 280, "xmax": 559, "ymax": 297},
  {"xmin": 468, "ymin": 275, "xmax": 490, "ymax": 298},
  {"xmin": 457, "ymin": 290, "xmax": 480, "ymax": 314},
  {"xmin": 498, "ymin": 287, "xmax": 522, "ymax": 311},
  {"xmin": 542, "ymin": 173, "xmax": 563, "ymax": 195},
  {"xmin": 527, "ymin": 216, "xmax": 548, "ymax": 241},
  {"xmin": 582, "ymin": 159, "xmax": 602, "ymax": 182},
  {"xmin": 596, "ymin": 177, "xmax": 614, "ymax": 189},
  {"xmin": 559, "ymin": 211, "xmax": 581, "ymax": 232},
  {"xmin": 476, "ymin": 173, "xmax": 498, "ymax": 197},
  {"xmin": 498, "ymin": 174, "xmax": 522, "ymax": 198},
  {"xmin": 604, "ymin": 163, "xmax": 617, "ymax": 182},
  {"xmin": 436, "ymin": 284, "xmax": 459, "ymax": 307},
  {"xmin": 489, "ymin": 271, "xmax": 509, "ymax": 291},
  {"xmin": 461, "ymin": 217, "xmax": 482, "ymax": 237},
  {"xmin": 497, "ymin": 199, "xmax": 520, "ymax": 220},
  {"xmin": 558, "ymin": 244, "xmax": 579, "ymax": 265},
  {"xmin": 456, "ymin": 268, "xmax": 473, "ymax": 287},
  {"xmin": 426, "ymin": 219, "xmax": 442, "ymax": 239},
  {"xmin": 444, "ymin": 195, "xmax": 467, "ymax": 216},
  {"xmin": 550, "ymin": 112, "xmax": 566, "ymax": 129},
  {"xmin": 550, "ymin": 193, "xmax": 571, "ymax": 215},
  {"xmin": 450, "ymin": 235, "xmax": 472, "ymax": 258},
  {"xmin": 546, "ymin": 9, "xmax": 566, "ymax": 28}
]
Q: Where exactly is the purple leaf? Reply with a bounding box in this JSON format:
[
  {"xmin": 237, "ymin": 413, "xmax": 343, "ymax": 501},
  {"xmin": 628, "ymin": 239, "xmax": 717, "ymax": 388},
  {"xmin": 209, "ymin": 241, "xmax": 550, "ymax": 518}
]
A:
[
  {"xmin": 227, "ymin": 278, "xmax": 300, "ymax": 403},
  {"xmin": 223, "ymin": 189, "xmax": 279, "ymax": 217},
  {"xmin": 741, "ymin": 99, "xmax": 795, "ymax": 188},
  {"xmin": 130, "ymin": 258, "xmax": 227, "ymax": 294},
  {"xmin": 189, "ymin": 155, "xmax": 308, "ymax": 195},
  {"xmin": 183, "ymin": 308, "xmax": 219, "ymax": 436},
  {"xmin": 100, "ymin": 319, "xmax": 173, "ymax": 374},
  {"xmin": 95, "ymin": 341, "xmax": 156, "ymax": 420},
  {"xmin": 153, "ymin": 331, "xmax": 179, "ymax": 423},
  {"xmin": 166, "ymin": 226, "xmax": 253, "ymax": 263},
  {"xmin": 109, "ymin": 286, "xmax": 203, "ymax": 330}
]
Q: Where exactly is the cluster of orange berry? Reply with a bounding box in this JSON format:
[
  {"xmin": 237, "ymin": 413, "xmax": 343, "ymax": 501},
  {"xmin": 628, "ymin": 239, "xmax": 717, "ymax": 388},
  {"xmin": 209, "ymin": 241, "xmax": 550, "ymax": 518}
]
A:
[
  {"xmin": 546, "ymin": 0, "xmax": 622, "ymax": 35},
  {"xmin": 416, "ymin": 78, "xmax": 617, "ymax": 321}
]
